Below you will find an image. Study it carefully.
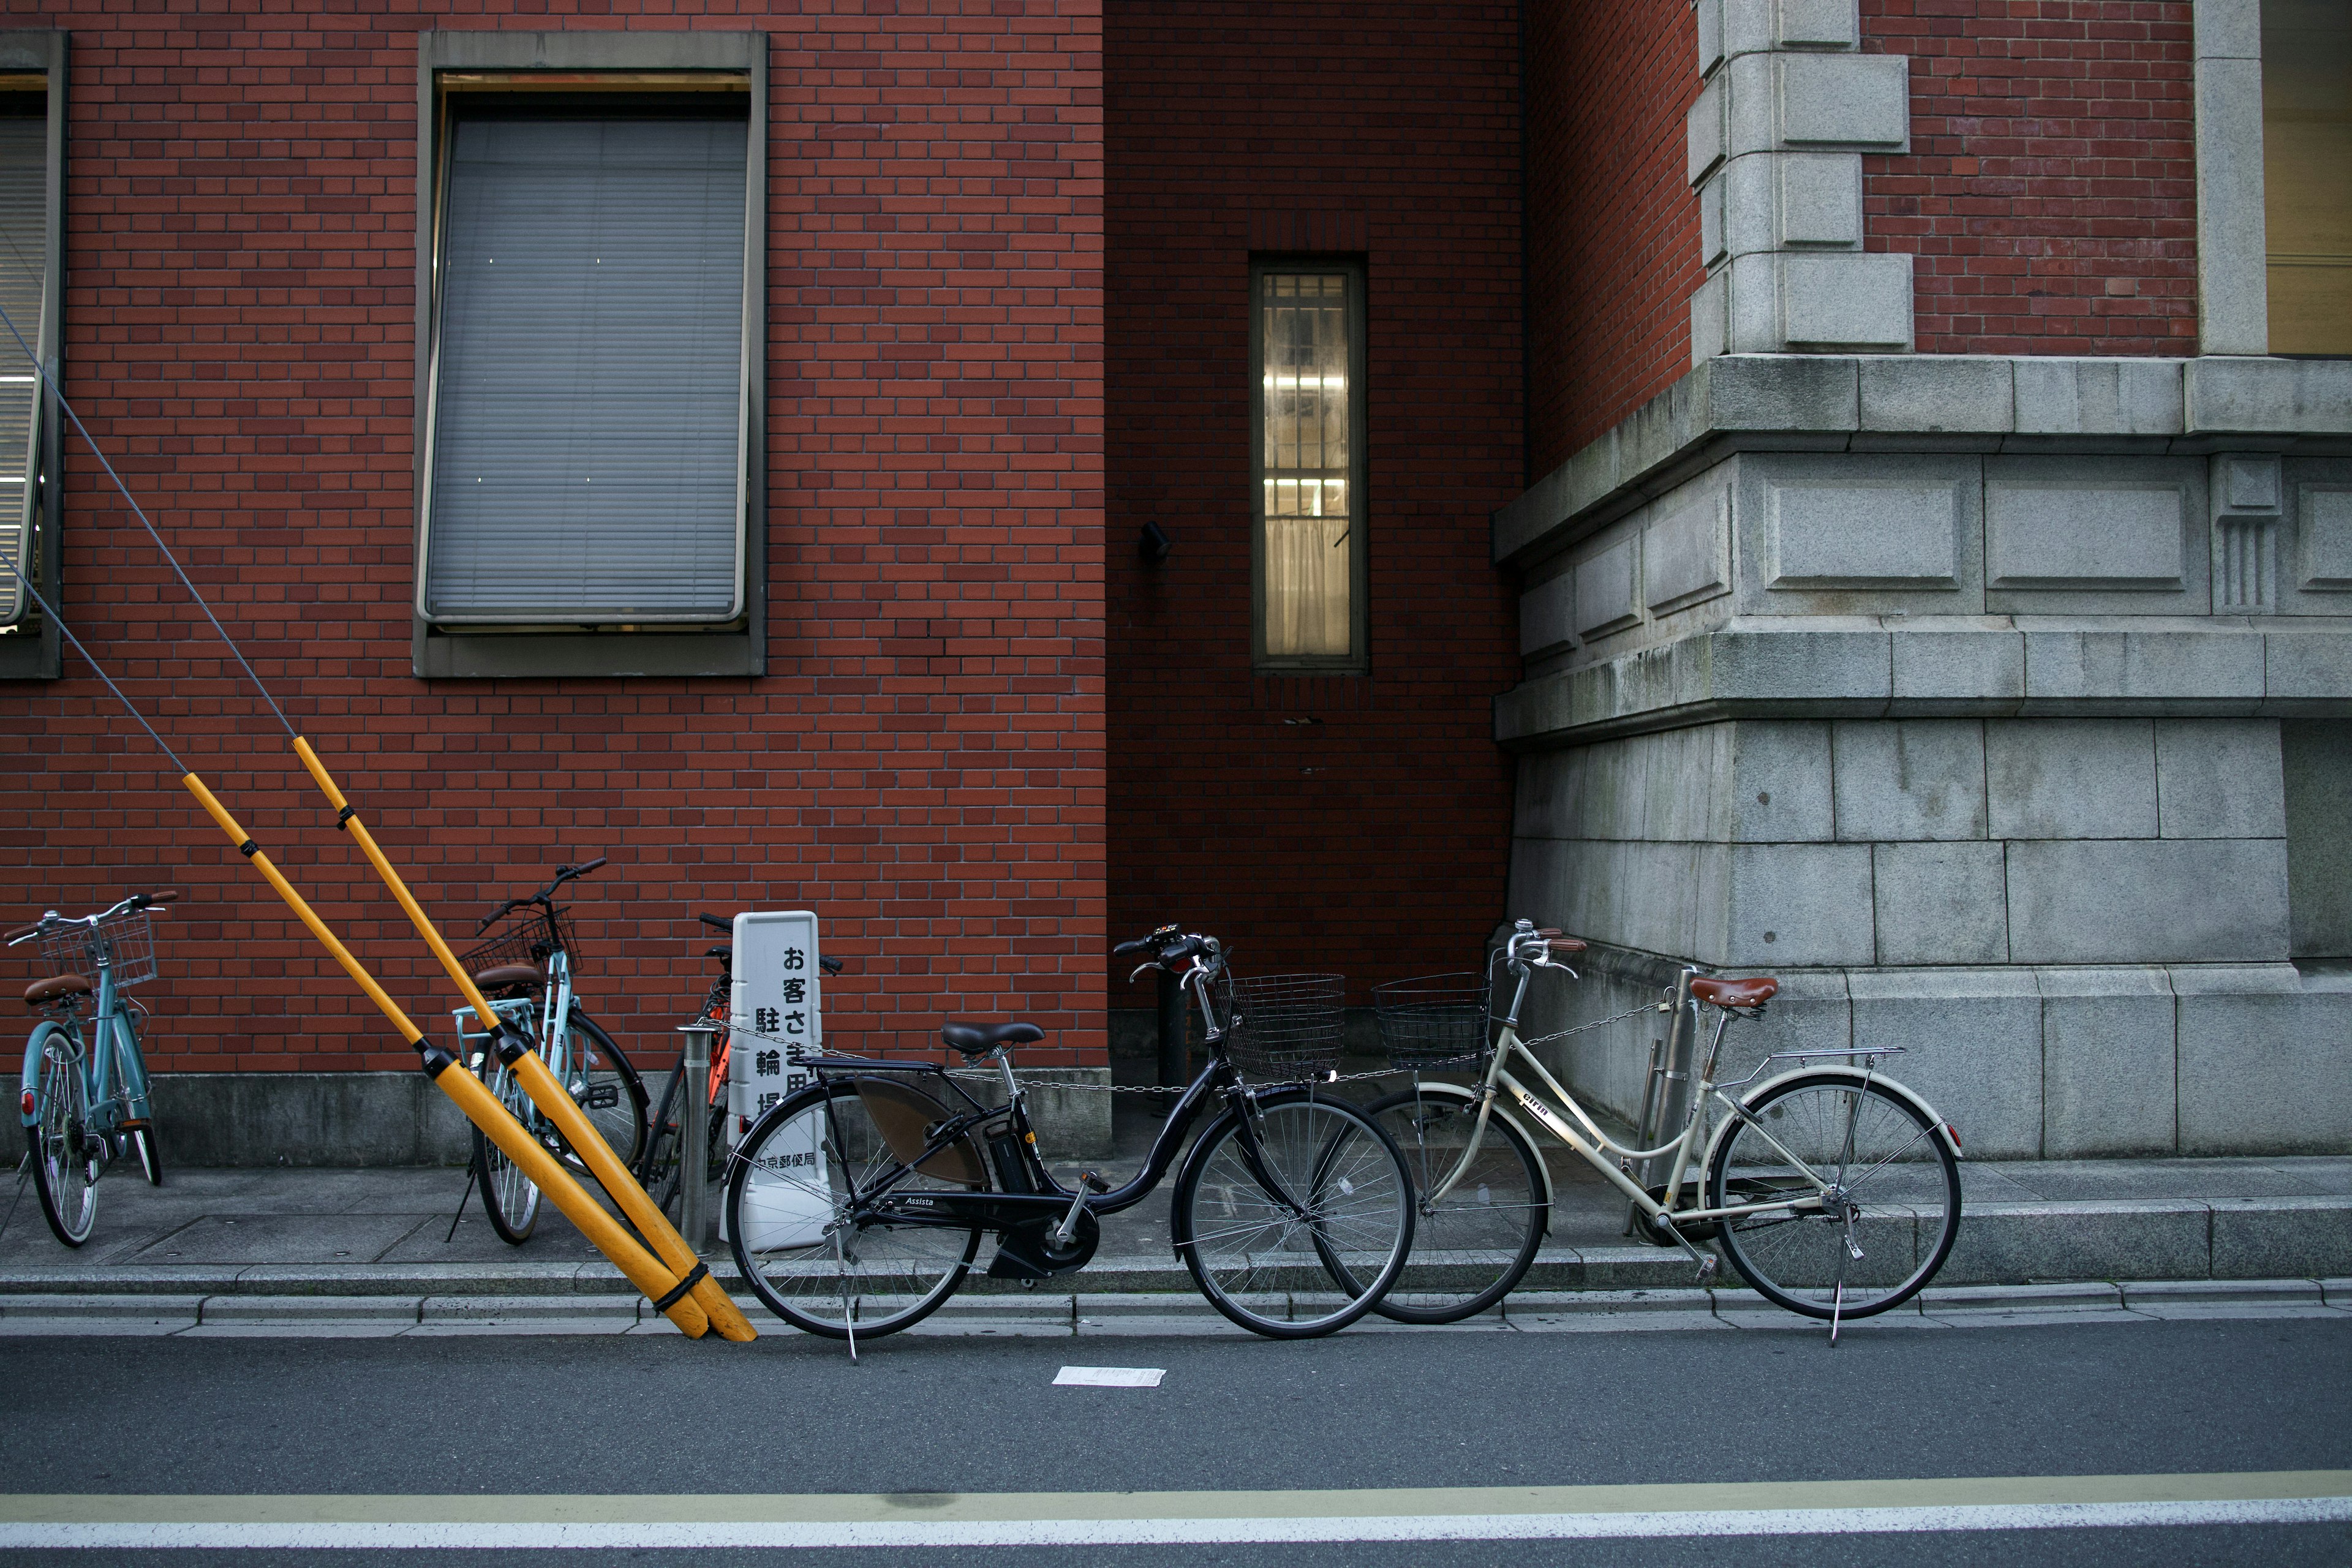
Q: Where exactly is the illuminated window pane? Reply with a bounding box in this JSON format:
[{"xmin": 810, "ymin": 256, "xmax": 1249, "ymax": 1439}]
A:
[
  {"xmin": 2264, "ymin": 0, "xmax": 2352, "ymax": 355},
  {"xmin": 1258, "ymin": 269, "xmax": 1357, "ymax": 661}
]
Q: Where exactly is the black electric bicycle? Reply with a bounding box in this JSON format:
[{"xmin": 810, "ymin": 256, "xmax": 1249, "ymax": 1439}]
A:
[{"xmin": 722, "ymin": 925, "xmax": 1417, "ymax": 1342}]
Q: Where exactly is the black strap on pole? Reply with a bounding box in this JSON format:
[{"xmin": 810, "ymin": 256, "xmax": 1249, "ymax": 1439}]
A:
[{"xmin": 652, "ymin": 1260, "xmax": 709, "ymax": 1313}]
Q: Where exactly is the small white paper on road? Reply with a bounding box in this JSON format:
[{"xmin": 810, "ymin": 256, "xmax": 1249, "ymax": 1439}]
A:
[{"xmin": 1054, "ymin": 1366, "xmax": 1165, "ymax": 1388}]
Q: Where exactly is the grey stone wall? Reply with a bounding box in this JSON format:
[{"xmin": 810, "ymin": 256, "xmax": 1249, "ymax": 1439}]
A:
[{"xmin": 1495, "ymin": 355, "xmax": 2352, "ymax": 1160}]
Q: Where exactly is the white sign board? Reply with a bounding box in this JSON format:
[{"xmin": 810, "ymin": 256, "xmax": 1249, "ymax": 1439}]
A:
[{"xmin": 728, "ymin": 910, "xmax": 829, "ymax": 1250}]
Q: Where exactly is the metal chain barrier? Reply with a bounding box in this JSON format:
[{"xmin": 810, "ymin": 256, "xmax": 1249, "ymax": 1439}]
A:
[{"xmin": 701, "ymin": 997, "xmax": 1665, "ymax": 1095}]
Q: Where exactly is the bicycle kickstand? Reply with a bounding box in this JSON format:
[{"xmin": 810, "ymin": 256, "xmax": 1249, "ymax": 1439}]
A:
[{"xmin": 445, "ymin": 1148, "xmax": 480, "ymax": 1245}]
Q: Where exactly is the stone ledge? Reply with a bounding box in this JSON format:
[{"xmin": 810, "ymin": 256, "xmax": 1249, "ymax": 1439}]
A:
[
  {"xmin": 1498, "ymin": 355, "xmax": 2352, "ymax": 568},
  {"xmin": 1495, "ymin": 622, "xmax": 2352, "ymax": 747}
]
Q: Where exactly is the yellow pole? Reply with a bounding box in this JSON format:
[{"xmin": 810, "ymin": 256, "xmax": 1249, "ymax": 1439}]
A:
[
  {"xmin": 288, "ymin": 737, "xmax": 758, "ymax": 1344},
  {"xmin": 178, "ymin": 773, "xmax": 714, "ymax": 1339}
]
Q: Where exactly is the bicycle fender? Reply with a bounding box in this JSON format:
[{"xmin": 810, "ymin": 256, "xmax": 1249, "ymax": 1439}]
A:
[
  {"xmin": 1383, "ymin": 1081, "xmax": 1558, "ymax": 1226},
  {"xmin": 19, "ymin": 1020, "xmax": 65, "ymax": 1128},
  {"xmin": 1700, "ymin": 1063, "xmax": 1963, "ymax": 1180}
]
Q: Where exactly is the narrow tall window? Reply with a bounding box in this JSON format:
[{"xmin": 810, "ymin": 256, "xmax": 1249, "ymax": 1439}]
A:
[
  {"xmin": 0, "ymin": 77, "xmax": 52, "ymax": 633},
  {"xmin": 419, "ymin": 86, "xmax": 753, "ymax": 626},
  {"xmin": 1253, "ymin": 262, "xmax": 1366, "ymax": 669},
  {"xmin": 2263, "ymin": 0, "xmax": 2352, "ymax": 355}
]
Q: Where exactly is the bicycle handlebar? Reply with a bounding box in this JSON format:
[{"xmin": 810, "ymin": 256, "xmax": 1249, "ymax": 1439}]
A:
[
  {"xmin": 6, "ymin": 889, "xmax": 179, "ymax": 944},
  {"xmin": 477, "ymin": 858, "xmax": 608, "ymax": 929}
]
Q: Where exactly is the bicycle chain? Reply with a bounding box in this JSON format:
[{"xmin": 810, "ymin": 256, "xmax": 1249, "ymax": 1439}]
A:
[{"xmin": 695, "ymin": 998, "xmax": 1665, "ymax": 1093}]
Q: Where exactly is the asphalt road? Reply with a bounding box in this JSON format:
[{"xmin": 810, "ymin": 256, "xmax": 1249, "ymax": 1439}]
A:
[{"xmin": 2, "ymin": 1314, "xmax": 2346, "ymax": 1566}]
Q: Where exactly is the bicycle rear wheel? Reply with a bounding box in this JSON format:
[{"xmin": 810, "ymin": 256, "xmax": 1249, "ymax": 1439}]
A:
[
  {"xmin": 554, "ymin": 1012, "xmax": 649, "ymax": 1177},
  {"xmin": 1172, "ymin": 1090, "xmax": 1414, "ymax": 1338},
  {"xmin": 27, "ymin": 1036, "xmax": 98, "ymax": 1246},
  {"xmin": 725, "ymin": 1082, "xmax": 986, "ymax": 1341},
  {"xmin": 472, "ymin": 1059, "xmax": 542, "ymax": 1245},
  {"xmin": 1354, "ymin": 1085, "xmax": 1545, "ymax": 1323},
  {"xmin": 1706, "ymin": 1072, "xmax": 1961, "ymax": 1320}
]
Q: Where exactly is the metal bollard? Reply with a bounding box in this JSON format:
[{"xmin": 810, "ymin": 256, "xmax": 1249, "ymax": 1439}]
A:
[{"xmin": 679, "ymin": 1023, "xmax": 717, "ymax": 1250}]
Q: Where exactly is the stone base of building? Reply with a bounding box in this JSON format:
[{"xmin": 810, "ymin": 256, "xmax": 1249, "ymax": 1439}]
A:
[
  {"xmin": 149, "ymin": 1067, "xmax": 1116, "ymax": 1166},
  {"xmin": 1513, "ymin": 940, "xmax": 2352, "ymax": 1160}
]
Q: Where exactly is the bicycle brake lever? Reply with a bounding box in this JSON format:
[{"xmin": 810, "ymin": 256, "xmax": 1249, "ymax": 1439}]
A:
[{"xmin": 1128, "ymin": 962, "xmax": 1157, "ymax": 984}]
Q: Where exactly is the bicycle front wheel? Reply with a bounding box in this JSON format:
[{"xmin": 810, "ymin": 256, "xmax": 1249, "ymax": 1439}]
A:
[
  {"xmin": 1172, "ymin": 1091, "xmax": 1414, "ymax": 1339},
  {"xmin": 472, "ymin": 1059, "xmax": 542, "ymax": 1245},
  {"xmin": 1706, "ymin": 1072, "xmax": 1961, "ymax": 1320},
  {"xmin": 725, "ymin": 1082, "xmax": 986, "ymax": 1341},
  {"xmin": 27, "ymin": 1036, "xmax": 98, "ymax": 1246},
  {"xmin": 1355, "ymin": 1086, "xmax": 1546, "ymax": 1323},
  {"xmin": 556, "ymin": 1013, "xmax": 649, "ymax": 1177}
]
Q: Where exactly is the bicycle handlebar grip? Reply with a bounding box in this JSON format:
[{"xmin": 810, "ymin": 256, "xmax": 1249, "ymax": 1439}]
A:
[
  {"xmin": 3, "ymin": 923, "xmax": 36, "ymax": 942},
  {"xmin": 820, "ymin": 957, "xmax": 843, "ymax": 976},
  {"xmin": 700, "ymin": 913, "xmax": 732, "ymax": 932},
  {"xmin": 1110, "ymin": 937, "xmax": 1150, "ymax": 957},
  {"xmin": 575, "ymin": 856, "xmax": 609, "ymax": 876},
  {"xmin": 145, "ymin": 890, "xmax": 181, "ymax": 906},
  {"xmin": 1547, "ymin": 937, "xmax": 1587, "ymax": 954}
]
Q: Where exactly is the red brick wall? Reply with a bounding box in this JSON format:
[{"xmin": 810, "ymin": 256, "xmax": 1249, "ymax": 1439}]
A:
[
  {"xmin": 1863, "ymin": 0, "xmax": 2197, "ymax": 354},
  {"xmin": 0, "ymin": 2, "xmax": 1107, "ymax": 1074},
  {"xmin": 1104, "ymin": 2, "xmax": 1523, "ymax": 1001},
  {"xmin": 1524, "ymin": 0, "xmax": 1702, "ymax": 477}
]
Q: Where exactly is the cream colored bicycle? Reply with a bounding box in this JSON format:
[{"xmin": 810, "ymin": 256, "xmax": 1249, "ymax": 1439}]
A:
[{"xmin": 1344, "ymin": 921, "xmax": 1964, "ymax": 1338}]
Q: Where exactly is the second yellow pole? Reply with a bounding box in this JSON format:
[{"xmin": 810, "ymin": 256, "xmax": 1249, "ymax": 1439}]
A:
[{"xmin": 179, "ymin": 774, "xmax": 713, "ymax": 1339}]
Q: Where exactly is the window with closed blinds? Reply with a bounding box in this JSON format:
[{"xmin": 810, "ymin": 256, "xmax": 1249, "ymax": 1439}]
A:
[
  {"xmin": 421, "ymin": 112, "xmax": 751, "ymax": 624},
  {"xmin": 1253, "ymin": 264, "xmax": 1366, "ymax": 668},
  {"xmin": 0, "ymin": 111, "xmax": 43, "ymax": 629}
]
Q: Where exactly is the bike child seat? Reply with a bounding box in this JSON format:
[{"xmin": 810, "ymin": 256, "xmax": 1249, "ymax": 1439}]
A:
[
  {"xmin": 940, "ymin": 1020, "xmax": 1044, "ymax": 1058},
  {"xmin": 23, "ymin": 974, "xmax": 91, "ymax": 1009}
]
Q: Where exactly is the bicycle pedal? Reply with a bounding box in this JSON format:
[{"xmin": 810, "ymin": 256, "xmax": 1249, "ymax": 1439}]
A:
[
  {"xmin": 1695, "ymin": 1255, "xmax": 1720, "ymax": 1283},
  {"xmin": 1079, "ymin": 1170, "xmax": 1110, "ymax": 1195}
]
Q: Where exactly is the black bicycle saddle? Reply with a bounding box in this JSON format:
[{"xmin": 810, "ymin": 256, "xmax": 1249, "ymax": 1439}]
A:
[{"xmin": 940, "ymin": 1021, "xmax": 1044, "ymax": 1057}]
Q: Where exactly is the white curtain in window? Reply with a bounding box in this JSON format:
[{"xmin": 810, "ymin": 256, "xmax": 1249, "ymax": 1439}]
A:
[{"xmin": 1261, "ymin": 272, "xmax": 1352, "ymax": 658}]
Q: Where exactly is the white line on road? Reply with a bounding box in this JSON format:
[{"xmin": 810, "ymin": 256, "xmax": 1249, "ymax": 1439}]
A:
[
  {"xmin": 1, "ymin": 1472, "xmax": 2346, "ymax": 1548},
  {"xmin": 1054, "ymin": 1365, "xmax": 1165, "ymax": 1387}
]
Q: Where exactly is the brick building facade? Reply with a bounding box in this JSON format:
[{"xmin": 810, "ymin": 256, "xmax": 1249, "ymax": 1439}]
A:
[{"xmin": 2, "ymin": 0, "xmax": 2346, "ymax": 1160}]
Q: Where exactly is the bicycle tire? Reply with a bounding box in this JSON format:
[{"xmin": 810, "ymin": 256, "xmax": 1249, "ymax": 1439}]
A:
[
  {"xmin": 1170, "ymin": 1090, "xmax": 1414, "ymax": 1339},
  {"xmin": 1347, "ymin": 1084, "xmax": 1546, "ymax": 1324},
  {"xmin": 472, "ymin": 1057, "xmax": 542, "ymax": 1245},
  {"xmin": 725, "ymin": 1082, "xmax": 986, "ymax": 1341},
  {"xmin": 554, "ymin": 1012, "xmax": 649, "ymax": 1178},
  {"xmin": 1706, "ymin": 1071, "xmax": 1961, "ymax": 1321},
  {"xmin": 26, "ymin": 1033, "xmax": 98, "ymax": 1247},
  {"xmin": 129, "ymin": 1123, "xmax": 164, "ymax": 1187}
]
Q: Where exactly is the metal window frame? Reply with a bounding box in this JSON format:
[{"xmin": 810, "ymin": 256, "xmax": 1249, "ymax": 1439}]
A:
[
  {"xmin": 1248, "ymin": 255, "xmax": 1369, "ymax": 675},
  {"xmin": 0, "ymin": 30, "xmax": 64, "ymax": 682},
  {"xmin": 410, "ymin": 31, "xmax": 767, "ymax": 680}
]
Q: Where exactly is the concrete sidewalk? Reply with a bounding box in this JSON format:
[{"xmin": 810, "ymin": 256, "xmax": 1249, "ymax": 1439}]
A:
[{"xmin": 4, "ymin": 1099, "xmax": 2347, "ymax": 1299}]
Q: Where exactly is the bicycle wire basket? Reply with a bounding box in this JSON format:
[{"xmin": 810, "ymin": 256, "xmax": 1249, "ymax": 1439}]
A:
[
  {"xmin": 1216, "ymin": 971, "xmax": 1348, "ymax": 1082},
  {"xmin": 35, "ymin": 908, "xmax": 160, "ymax": 989},
  {"xmin": 458, "ymin": 904, "xmax": 577, "ymax": 979},
  {"xmin": 1371, "ymin": 972, "xmax": 1494, "ymax": 1069}
]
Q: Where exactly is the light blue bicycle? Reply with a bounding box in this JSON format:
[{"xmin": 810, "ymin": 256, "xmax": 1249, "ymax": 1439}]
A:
[
  {"xmin": 451, "ymin": 859, "xmax": 647, "ymax": 1244},
  {"xmin": 9, "ymin": 890, "xmax": 174, "ymax": 1246}
]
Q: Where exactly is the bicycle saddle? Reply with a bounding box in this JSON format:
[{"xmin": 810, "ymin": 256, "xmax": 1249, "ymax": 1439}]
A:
[
  {"xmin": 940, "ymin": 1021, "xmax": 1044, "ymax": 1058},
  {"xmin": 473, "ymin": 963, "xmax": 545, "ymax": 995},
  {"xmin": 1690, "ymin": 976, "xmax": 1777, "ymax": 1009},
  {"xmin": 23, "ymin": 974, "xmax": 91, "ymax": 1008}
]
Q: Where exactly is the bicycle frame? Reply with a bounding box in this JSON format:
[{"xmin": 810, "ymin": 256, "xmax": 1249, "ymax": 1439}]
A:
[
  {"xmin": 745, "ymin": 955, "xmax": 1331, "ymax": 1264},
  {"xmin": 17, "ymin": 914, "xmax": 154, "ymax": 1145},
  {"xmin": 1417, "ymin": 959, "xmax": 1883, "ymax": 1242}
]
